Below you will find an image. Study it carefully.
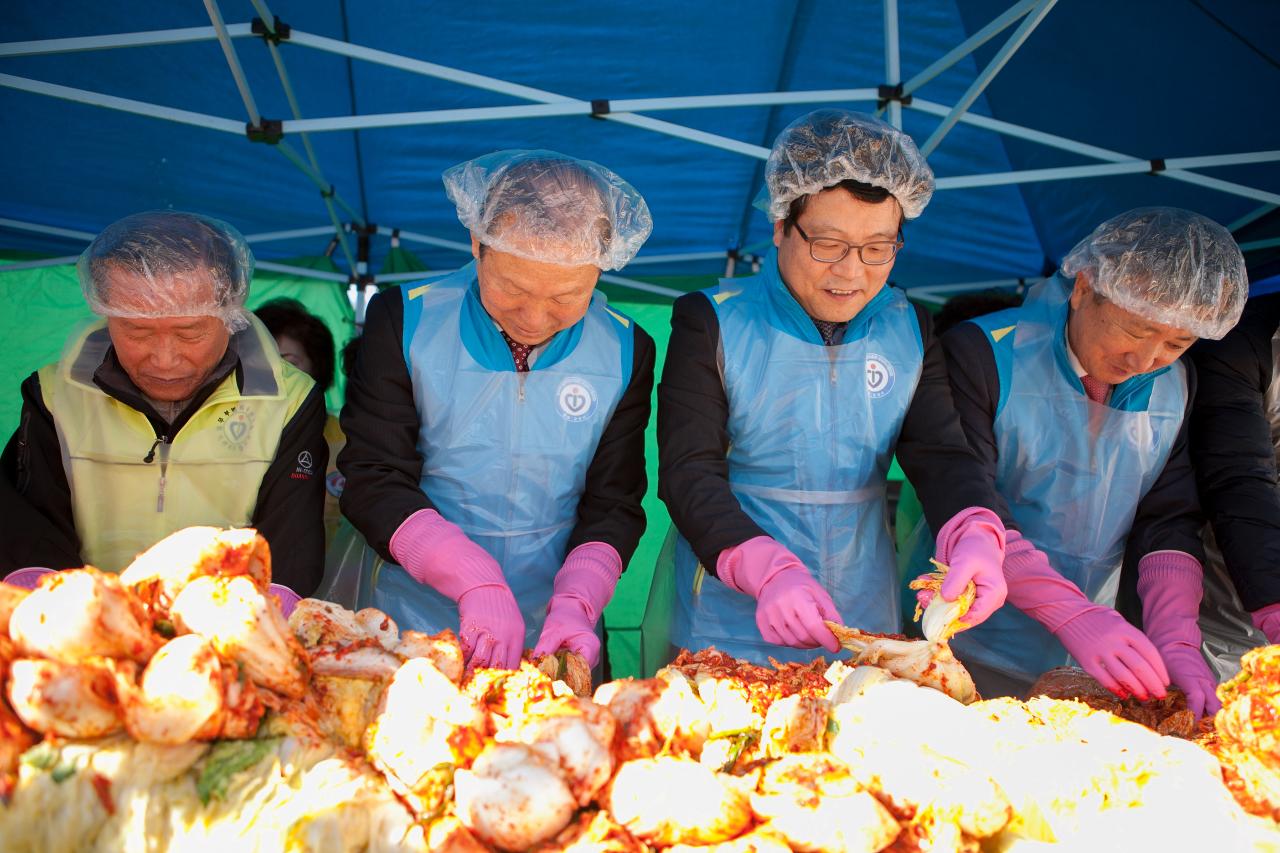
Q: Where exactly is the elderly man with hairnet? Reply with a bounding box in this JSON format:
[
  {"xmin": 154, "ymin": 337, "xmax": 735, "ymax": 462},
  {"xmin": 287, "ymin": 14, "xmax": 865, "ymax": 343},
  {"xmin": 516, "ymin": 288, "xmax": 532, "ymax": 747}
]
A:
[
  {"xmin": 339, "ymin": 150, "xmax": 655, "ymax": 672},
  {"xmin": 0, "ymin": 211, "xmax": 328, "ymax": 594},
  {"xmin": 941, "ymin": 207, "xmax": 1248, "ymax": 715},
  {"xmin": 658, "ymin": 109, "xmax": 1010, "ymax": 666}
]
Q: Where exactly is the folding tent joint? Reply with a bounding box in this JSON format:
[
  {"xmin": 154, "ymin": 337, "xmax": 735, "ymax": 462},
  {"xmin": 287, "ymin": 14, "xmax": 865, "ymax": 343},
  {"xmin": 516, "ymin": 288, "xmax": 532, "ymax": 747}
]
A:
[
  {"xmin": 590, "ymin": 99, "xmax": 611, "ymax": 117},
  {"xmin": 1149, "ymin": 158, "xmax": 1166, "ymax": 174},
  {"xmin": 251, "ymin": 16, "xmax": 291, "ymax": 45},
  {"xmin": 876, "ymin": 83, "xmax": 912, "ymax": 110},
  {"xmin": 246, "ymin": 118, "xmax": 284, "ymax": 143}
]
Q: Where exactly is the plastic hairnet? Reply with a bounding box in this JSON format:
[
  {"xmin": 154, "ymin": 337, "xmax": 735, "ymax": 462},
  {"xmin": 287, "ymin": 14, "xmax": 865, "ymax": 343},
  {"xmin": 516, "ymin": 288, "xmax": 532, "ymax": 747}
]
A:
[
  {"xmin": 1061, "ymin": 207, "xmax": 1247, "ymax": 340},
  {"xmin": 443, "ymin": 149, "xmax": 652, "ymax": 270},
  {"xmin": 758, "ymin": 109, "xmax": 934, "ymax": 221},
  {"xmin": 77, "ymin": 210, "xmax": 253, "ymax": 332}
]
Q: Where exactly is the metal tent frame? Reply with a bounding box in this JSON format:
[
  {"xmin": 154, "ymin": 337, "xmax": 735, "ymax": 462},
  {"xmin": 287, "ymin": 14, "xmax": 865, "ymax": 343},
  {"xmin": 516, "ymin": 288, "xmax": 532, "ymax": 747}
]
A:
[{"xmin": 3, "ymin": 0, "xmax": 1277, "ymax": 315}]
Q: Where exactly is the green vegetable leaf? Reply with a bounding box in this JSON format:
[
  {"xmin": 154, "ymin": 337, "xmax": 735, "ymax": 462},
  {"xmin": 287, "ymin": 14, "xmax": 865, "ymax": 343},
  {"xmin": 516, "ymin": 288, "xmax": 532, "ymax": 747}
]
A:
[
  {"xmin": 51, "ymin": 760, "xmax": 78, "ymax": 784},
  {"xmin": 196, "ymin": 738, "xmax": 279, "ymax": 805},
  {"xmin": 20, "ymin": 742, "xmax": 58, "ymax": 771}
]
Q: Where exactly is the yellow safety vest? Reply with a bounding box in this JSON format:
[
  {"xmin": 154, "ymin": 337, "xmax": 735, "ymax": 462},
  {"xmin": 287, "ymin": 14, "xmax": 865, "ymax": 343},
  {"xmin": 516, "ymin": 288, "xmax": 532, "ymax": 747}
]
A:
[{"xmin": 39, "ymin": 316, "xmax": 314, "ymax": 572}]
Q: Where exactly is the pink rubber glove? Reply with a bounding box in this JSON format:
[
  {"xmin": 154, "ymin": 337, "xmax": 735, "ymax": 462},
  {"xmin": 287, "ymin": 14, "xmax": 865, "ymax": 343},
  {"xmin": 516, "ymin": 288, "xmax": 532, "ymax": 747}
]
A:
[
  {"xmin": 717, "ymin": 536, "xmax": 842, "ymax": 653},
  {"xmin": 268, "ymin": 583, "xmax": 301, "ymax": 619},
  {"xmin": 917, "ymin": 508, "xmax": 1008, "ymax": 628},
  {"xmin": 390, "ymin": 508, "xmax": 524, "ymax": 670},
  {"xmin": 3, "ymin": 567, "xmax": 54, "ymax": 590},
  {"xmin": 1252, "ymin": 603, "xmax": 1280, "ymax": 645},
  {"xmin": 1138, "ymin": 551, "xmax": 1219, "ymax": 718},
  {"xmin": 533, "ymin": 542, "xmax": 621, "ymax": 668},
  {"xmin": 1004, "ymin": 531, "xmax": 1169, "ymax": 700}
]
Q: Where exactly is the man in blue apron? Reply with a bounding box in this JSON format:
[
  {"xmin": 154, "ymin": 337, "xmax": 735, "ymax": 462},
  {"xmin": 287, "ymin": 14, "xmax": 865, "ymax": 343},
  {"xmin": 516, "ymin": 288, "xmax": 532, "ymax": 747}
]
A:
[
  {"xmin": 339, "ymin": 151, "xmax": 655, "ymax": 671},
  {"xmin": 0, "ymin": 211, "xmax": 327, "ymax": 592},
  {"xmin": 941, "ymin": 208, "xmax": 1247, "ymax": 714},
  {"xmin": 658, "ymin": 110, "xmax": 1010, "ymax": 665},
  {"xmin": 1188, "ymin": 276, "xmax": 1280, "ymax": 676}
]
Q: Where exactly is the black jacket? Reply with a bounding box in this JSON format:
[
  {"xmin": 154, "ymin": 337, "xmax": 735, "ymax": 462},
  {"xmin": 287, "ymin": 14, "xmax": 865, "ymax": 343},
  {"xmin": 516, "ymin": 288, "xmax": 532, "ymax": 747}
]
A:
[
  {"xmin": 1189, "ymin": 292, "xmax": 1280, "ymax": 612},
  {"xmin": 657, "ymin": 289, "xmax": 1006, "ymax": 573},
  {"xmin": 0, "ymin": 339, "xmax": 329, "ymax": 593},
  {"xmin": 941, "ymin": 320, "xmax": 1205, "ymax": 564},
  {"xmin": 338, "ymin": 287, "xmax": 654, "ymax": 568}
]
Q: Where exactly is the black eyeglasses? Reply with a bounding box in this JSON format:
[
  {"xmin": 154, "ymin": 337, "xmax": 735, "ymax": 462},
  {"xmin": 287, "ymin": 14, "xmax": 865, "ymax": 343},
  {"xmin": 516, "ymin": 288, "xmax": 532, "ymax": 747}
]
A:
[{"xmin": 793, "ymin": 222, "xmax": 903, "ymax": 265}]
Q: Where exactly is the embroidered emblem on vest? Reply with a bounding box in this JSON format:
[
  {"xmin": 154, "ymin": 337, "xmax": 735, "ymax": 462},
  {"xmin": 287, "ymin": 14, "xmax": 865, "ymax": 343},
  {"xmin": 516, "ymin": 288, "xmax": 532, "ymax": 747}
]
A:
[{"xmin": 217, "ymin": 406, "xmax": 255, "ymax": 451}]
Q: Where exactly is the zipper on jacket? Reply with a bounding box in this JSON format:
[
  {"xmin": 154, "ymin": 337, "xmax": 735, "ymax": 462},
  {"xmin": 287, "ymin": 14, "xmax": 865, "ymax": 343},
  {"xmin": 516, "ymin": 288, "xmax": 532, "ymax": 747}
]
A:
[
  {"xmin": 156, "ymin": 439, "xmax": 171, "ymax": 513},
  {"xmin": 143, "ymin": 434, "xmax": 171, "ymax": 512}
]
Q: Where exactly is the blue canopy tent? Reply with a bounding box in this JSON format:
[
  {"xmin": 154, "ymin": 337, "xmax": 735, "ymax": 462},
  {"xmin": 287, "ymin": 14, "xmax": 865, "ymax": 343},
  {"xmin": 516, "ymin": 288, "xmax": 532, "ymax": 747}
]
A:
[{"xmin": 2, "ymin": 0, "xmax": 1278, "ymax": 674}]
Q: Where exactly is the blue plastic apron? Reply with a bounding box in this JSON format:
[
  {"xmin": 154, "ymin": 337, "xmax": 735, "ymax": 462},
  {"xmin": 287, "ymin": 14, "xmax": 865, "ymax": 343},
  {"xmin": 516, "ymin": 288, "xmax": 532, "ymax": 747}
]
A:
[{"xmin": 671, "ymin": 254, "xmax": 922, "ymax": 664}]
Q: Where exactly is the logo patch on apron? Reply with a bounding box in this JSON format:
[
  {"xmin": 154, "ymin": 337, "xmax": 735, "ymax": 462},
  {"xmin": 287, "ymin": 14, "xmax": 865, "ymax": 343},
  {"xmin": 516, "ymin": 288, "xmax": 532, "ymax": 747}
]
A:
[
  {"xmin": 557, "ymin": 377, "xmax": 598, "ymax": 422},
  {"xmin": 865, "ymin": 354, "xmax": 896, "ymax": 398}
]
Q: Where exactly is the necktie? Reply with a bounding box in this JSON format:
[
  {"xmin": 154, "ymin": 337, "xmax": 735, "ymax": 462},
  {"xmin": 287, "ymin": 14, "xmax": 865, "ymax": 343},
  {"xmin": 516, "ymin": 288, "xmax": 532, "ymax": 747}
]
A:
[
  {"xmin": 499, "ymin": 329, "xmax": 533, "ymax": 372},
  {"xmin": 1081, "ymin": 374, "xmax": 1110, "ymax": 404},
  {"xmin": 812, "ymin": 319, "xmax": 847, "ymax": 346}
]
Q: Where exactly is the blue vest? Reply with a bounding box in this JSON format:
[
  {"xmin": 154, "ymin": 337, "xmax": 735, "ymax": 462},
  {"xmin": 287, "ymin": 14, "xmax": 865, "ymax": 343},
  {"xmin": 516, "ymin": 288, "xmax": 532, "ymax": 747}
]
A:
[
  {"xmin": 360, "ymin": 264, "xmax": 633, "ymax": 646},
  {"xmin": 672, "ymin": 252, "xmax": 923, "ymax": 664},
  {"xmin": 950, "ymin": 276, "xmax": 1188, "ymax": 683}
]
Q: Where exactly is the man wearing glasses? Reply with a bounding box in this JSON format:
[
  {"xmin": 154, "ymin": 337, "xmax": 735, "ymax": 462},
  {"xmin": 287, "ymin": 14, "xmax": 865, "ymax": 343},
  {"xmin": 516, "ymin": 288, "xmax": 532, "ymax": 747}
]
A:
[
  {"xmin": 657, "ymin": 109, "xmax": 1009, "ymax": 664},
  {"xmin": 938, "ymin": 208, "xmax": 1246, "ymax": 712}
]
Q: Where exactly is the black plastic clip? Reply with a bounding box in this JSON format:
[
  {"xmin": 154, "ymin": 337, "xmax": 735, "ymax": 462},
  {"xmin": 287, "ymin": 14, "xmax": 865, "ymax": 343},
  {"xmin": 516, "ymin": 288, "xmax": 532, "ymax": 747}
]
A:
[
  {"xmin": 1149, "ymin": 158, "xmax": 1167, "ymax": 174},
  {"xmin": 877, "ymin": 83, "xmax": 912, "ymax": 109},
  {"xmin": 251, "ymin": 16, "xmax": 292, "ymax": 44},
  {"xmin": 590, "ymin": 99, "xmax": 611, "ymax": 118},
  {"xmin": 245, "ymin": 119, "xmax": 284, "ymax": 144},
  {"xmin": 320, "ymin": 185, "xmax": 336, "ymax": 199}
]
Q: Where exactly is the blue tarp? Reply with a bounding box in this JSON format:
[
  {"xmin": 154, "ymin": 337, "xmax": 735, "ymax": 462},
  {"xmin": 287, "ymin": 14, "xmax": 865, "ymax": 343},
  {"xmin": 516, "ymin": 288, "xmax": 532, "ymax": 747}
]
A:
[{"xmin": 3, "ymin": 0, "xmax": 1278, "ymax": 287}]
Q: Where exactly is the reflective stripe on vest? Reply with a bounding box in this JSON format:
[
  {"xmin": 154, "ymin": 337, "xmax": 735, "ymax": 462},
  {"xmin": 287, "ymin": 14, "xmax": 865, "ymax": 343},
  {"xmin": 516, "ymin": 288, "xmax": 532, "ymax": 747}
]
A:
[{"xmin": 40, "ymin": 315, "xmax": 313, "ymax": 572}]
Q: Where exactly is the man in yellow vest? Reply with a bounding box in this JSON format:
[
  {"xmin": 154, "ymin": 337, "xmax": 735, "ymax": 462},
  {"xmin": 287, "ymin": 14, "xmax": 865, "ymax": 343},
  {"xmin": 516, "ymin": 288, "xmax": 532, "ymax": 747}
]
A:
[{"xmin": 0, "ymin": 211, "xmax": 327, "ymax": 593}]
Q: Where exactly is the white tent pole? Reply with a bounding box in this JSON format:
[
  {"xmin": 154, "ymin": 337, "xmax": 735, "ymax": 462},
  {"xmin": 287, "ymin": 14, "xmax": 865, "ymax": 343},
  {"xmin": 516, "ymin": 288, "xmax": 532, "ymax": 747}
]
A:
[
  {"xmin": 0, "ymin": 217, "xmax": 95, "ymax": 241},
  {"xmin": 599, "ymin": 274, "xmax": 685, "ymax": 299},
  {"xmin": 287, "ymin": 29, "xmax": 769, "ymax": 158},
  {"xmin": 0, "ymin": 73, "xmax": 243, "ymax": 133},
  {"xmin": 374, "ymin": 270, "xmax": 458, "ymax": 284},
  {"xmin": 376, "ymin": 227, "xmax": 473, "ymax": 254},
  {"xmin": 626, "ymin": 251, "xmax": 731, "ymax": 265},
  {"xmin": 246, "ymin": 0, "xmax": 366, "ymax": 231},
  {"xmin": 284, "ymin": 90, "xmax": 888, "ymax": 134},
  {"xmin": 0, "ymin": 24, "xmax": 254, "ymax": 58},
  {"xmin": 921, "ymin": 0, "xmax": 1057, "ymax": 157},
  {"xmin": 883, "ymin": 0, "xmax": 902, "ymax": 129},
  {"xmin": 583, "ymin": 113, "xmax": 772, "ymax": 159},
  {"xmin": 243, "ymin": 226, "xmax": 337, "ymax": 243},
  {"xmin": 611, "ymin": 90, "xmax": 881, "ymax": 111},
  {"xmin": 202, "ymin": 0, "xmax": 262, "ymax": 127},
  {"xmin": 287, "ymin": 29, "xmax": 576, "ymax": 104},
  {"xmin": 937, "ymin": 161, "xmax": 1152, "ymax": 188},
  {"xmin": 1240, "ymin": 237, "xmax": 1280, "ymax": 252},
  {"xmin": 0, "ymin": 256, "xmax": 82, "ymax": 272},
  {"xmin": 286, "ymin": 103, "xmax": 591, "ymax": 133},
  {"xmin": 1231, "ymin": 204, "xmax": 1278, "ymax": 233},
  {"xmin": 1162, "ymin": 172, "xmax": 1280, "ymax": 208},
  {"xmin": 910, "ymin": 98, "xmax": 1128, "ymax": 161},
  {"xmin": 901, "ymin": 0, "xmax": 1038, "ymax": 97},
  {"xmin": 935, "ymin": 160, "xmax": 1280, "ymax": 205},
  {"xmin": 1164, "ymin": 151, "xmax": 1280, "ymax": 170},
  {"xmin": 255, "ymin": 260, "xmax": 352, "ymax": 283},
  {"xmin": 910, "ymin": 99, "xmax": 1280, "ymax": 206}
]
